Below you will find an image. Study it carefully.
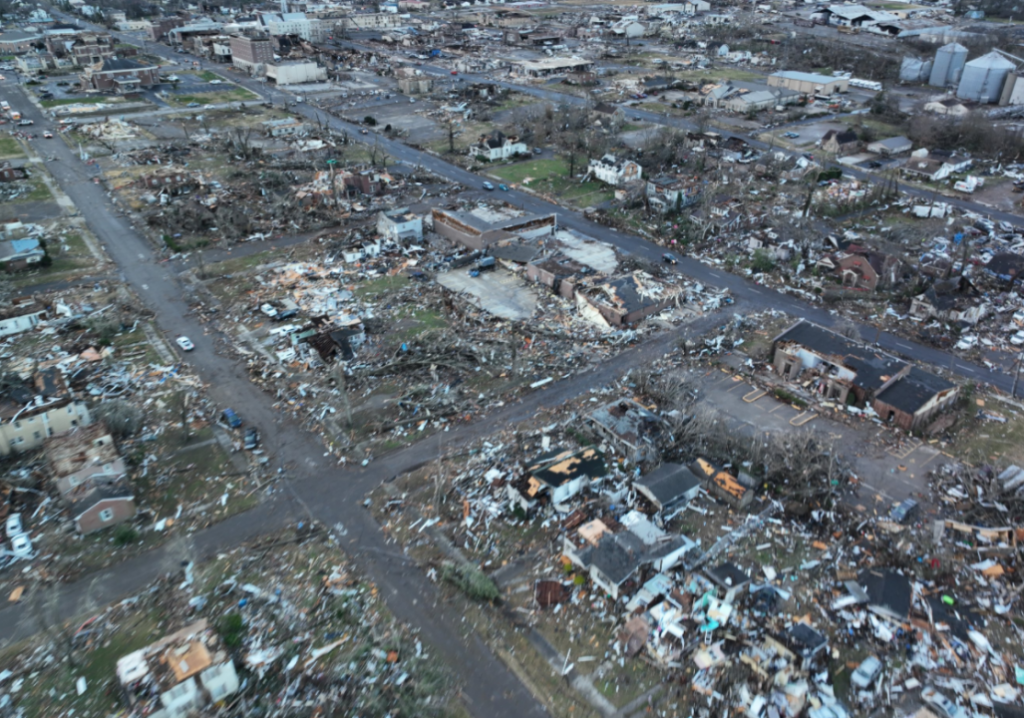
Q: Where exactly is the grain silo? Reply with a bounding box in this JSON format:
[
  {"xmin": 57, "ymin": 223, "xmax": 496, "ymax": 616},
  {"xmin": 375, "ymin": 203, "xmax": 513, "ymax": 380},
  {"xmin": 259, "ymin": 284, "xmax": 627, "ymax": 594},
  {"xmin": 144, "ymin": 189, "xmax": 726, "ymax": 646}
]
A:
[
  {"xmin": 900, "ymin": 56, "xmax": 932, "ymax": 83},
  {"xmin": 929, "ymin": 43, "xmax": 968, "ymax": 87},
  {"xmin": 957, "ymin": 51, "xmax": 1017, "ymax": 103}
]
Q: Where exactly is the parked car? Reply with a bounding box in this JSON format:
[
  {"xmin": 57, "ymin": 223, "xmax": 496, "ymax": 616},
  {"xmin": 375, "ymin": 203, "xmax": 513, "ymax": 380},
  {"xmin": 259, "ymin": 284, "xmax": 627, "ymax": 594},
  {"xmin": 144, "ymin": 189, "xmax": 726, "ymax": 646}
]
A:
[
  {"xmin": 222, "ymin": 408, "xmax": 242, "ymax": 428},
  {"xmin": 850, "ymin": 656, "xmax": 882, "ymax": 689},
  {"xmin": 783, "ymin": 131, "xmax": 800, "ymax": 138},
  {"xmin": 175, "ymin": 336, "xmax": 195, "ymax": 352},
  {"xmin": 17, "ymin": 119, "xmax": 33, "ymax": 126},
  {"xmin": 450, "ymin": 70, "xmax": 458, "ymax": 75},
  {"xmin": 260, "ymin": 303, "xmax": 278, "ymax": 318},
  {"xmin": 498, "ymin": 184, "xmax": 509, "ymax": 191},
  {"xmin": 922, "ymin": 687, "xmax": 968, "ymax": 718},
  {"xmin": 482, "ymin": 181, "xmax": 494, "ymax": 191},
  {"xmin": 275, "ymin": 309, "xmax": 298, "ymax": 321},
  {"xmin": 6, "ymin": 513, "xmax": 24, "ymax": 539},
  {"xmin": 243, "ymin": 427, "xmax": 259, "ymax": 450},
  {"xmin": 43, "ymin": 130, "xmax": 52, "ymax": 138},
  {"xmin": 889, "ymin": 498, "xmax": 919, "ymax": 524},
  {"xmin": 662, "ymin": 252, "xmax": 679, "ymax": 265},
  {"xmin": 186, "ymin": 102, "xmax": 201, "ymax": 108}
]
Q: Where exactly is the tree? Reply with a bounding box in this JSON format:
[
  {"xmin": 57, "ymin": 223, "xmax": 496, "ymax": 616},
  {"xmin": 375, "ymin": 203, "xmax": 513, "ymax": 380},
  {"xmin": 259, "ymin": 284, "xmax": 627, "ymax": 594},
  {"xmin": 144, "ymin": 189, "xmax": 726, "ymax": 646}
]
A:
[
  {"xmin": 95, "ymin": 399, "xmax": 144, "ymax": 439},
  {"xmin": 170, "ymin": 390, "xmax": 191, "ymax": 444},
  {"xmin": 0, "ymin": 271, "xmax": 12, "ymax": 309}
]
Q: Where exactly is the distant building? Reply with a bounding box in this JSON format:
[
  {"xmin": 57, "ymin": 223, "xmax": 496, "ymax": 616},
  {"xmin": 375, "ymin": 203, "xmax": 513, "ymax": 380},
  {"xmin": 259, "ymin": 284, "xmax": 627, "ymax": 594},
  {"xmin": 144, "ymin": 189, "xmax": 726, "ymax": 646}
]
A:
[
  {"xmin": 230, "ymin": 34, "xmax": 273, "ymax": 73},
  {"xmin": 646, "ymin": 176, "xmax": 702, "ymax": 212},
  {"xmin": 431, "ymin": 207, "xmax": 556, "ymax": 250},
  {"xmin": 510, "ymin": 57, "xmax": 594, "ymax": 78},
  {"xmin": 767, "ymin": 71, "xmax": 848, "ymax": 95},
  {"xmin": 821, "ymin": 129, "xmax": 860, "ymax": 155},
  {"xmin": 81, "ymin": 57, "xmax": 160, "ymax": 93},
  {"xmin": 147, "ymin": 17, "xmax": 188, "ymax": 42},
  {"xmin": 866, "ymin": 136, "xmax": 912, "ymax": 156},
  {"xmin": 265, "ymin": 61, "xmax": 327, "ymax": 85},
  {"xmin": 0, "ymin": 395, "xmax": 92, "ymax": 455},
  {"xmin": 261, "ymin": 118, "xmax": 309, "ymax": 137},
  {"xmin": 0, "ymin": 30, "xmax": 44, "ymax": 55}
]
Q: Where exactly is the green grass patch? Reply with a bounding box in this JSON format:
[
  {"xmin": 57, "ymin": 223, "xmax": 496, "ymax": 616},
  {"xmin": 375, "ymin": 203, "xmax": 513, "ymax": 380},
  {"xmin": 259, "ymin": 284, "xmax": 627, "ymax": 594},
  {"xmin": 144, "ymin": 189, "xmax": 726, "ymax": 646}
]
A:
[
  {"xmin": 167, "ymin": 87, "xmax": 258, "ymax": 106},
  {"xmin": 492, "ymin": 157, "xmax": 614, "ymax": 207},
  {"xmin": 0, "ymin": 136, "xmax": 24, "ymax": 157},
  {"xmin": 619, "ymin": 123, "xmax": 644, "ymax": 132},
  {"xmin": 387, "ymin": 306, "xmax": 447, "ymax": 345},
  {"xmin": 198, "ymin": 70, "xmax": 223, "ymax": 81},
  {"xmin": 352, "ymin": 274, "xmax": 410, "ymax": 299}
]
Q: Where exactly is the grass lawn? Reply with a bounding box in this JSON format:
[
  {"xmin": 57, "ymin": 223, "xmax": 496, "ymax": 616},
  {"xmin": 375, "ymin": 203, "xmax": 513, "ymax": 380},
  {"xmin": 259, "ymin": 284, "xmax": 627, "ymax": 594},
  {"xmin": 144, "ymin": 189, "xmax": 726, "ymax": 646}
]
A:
[
  {"xmin": 493, "ymin": 157, "xmax": 615, "ymax": 207},
  {"xmin": 0, "ymin": 136, "xmax": 23, "ymax": 158},
  {"xmin": 198, "ymin": 70, "xmax": 224, "ymax": 81},
  {"xmin": 167, "ymin": 87, "xmax": 257, "ymax": 106},
  {"xmin": 10, "ymin": 232, "xmax": 97, "ymax": 289},
  {"xmin": 40, "ymin": 96, "xmax": 121, "ymax": 108},
  {"xmin": 676, "ymin": 67, "xmax": 765, "ymax": 83},
  {"xmin": 619, "ymin": 122, "xmax": 644, "ymax": 132},
  {"xmin": 352, "ymin": 274, "xmax": 410, "ymax": 299}
]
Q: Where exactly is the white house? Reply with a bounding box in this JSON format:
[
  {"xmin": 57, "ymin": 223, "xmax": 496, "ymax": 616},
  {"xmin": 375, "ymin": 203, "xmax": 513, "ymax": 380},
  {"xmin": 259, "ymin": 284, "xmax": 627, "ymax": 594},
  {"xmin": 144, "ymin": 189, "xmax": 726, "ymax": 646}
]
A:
[
  {"xmin": 468, "ymin": 131, "xmax": 528, "ymax": 161},
  {"xmin": 588, "ymin": 154, "xmax": 642, "ymax": 186},
  {"xmin": 377, "ymin": 209, "xmax": 423, "ymax": 242}
]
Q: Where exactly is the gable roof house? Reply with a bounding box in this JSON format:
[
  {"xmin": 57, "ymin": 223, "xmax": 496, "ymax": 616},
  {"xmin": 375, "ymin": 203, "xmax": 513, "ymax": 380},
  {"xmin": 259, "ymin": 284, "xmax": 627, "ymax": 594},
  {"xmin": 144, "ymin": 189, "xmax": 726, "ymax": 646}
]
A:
[
  {"xmin": 866, "ymin": 135, "xmax": 913, "ymax": 156},
  {"xmin": 901, "ymin": 150, "xmax": 972, "ymax": 182},
  {"xmin": 633, "ymin": 463, "xmax": 702, "ymax": 513},
  {"xmin": 587, "ymin": 154, "xmax": 642, "ymax": 186},
  {"xmin": 468, "ymin": 130, "xmax": 528, "ymax": 161},
  {"xmin": 507, "ymin": 446, "xmax": 607, "ymax": 512},
  {"xmin": 377, "ymin": 208, "xmax": 423, "ymax": 243},
  {"xmin": 872, "ymin": 367, "xmax": 958, "ymax": 431},
  {"xmin": 821, "ymin": 129, "xmax": 860, "ymax": 156},
  {"xmin": 817, "ymin": 245, "xmax": 901, "ymax": 291}
]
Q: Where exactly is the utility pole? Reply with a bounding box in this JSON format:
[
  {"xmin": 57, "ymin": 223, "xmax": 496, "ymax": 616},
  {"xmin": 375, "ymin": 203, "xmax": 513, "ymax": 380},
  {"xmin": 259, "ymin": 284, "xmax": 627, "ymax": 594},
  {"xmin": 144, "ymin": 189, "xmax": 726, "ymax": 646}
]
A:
[{"xmin": 1013, "ymin": 349, "xmax": 1023, "ymax": 399}]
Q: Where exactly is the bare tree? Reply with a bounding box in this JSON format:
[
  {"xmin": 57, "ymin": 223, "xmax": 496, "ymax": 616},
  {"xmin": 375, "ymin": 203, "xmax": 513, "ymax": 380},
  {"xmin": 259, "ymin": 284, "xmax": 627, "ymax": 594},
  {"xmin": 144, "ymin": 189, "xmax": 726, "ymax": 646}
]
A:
[
  {"xmin": 170, "ymin": 390, "xmax": 191, "ymax": 444},
  {"xmin": 95, "ymin": 399, "xmax": 144, "ymax": 439}
]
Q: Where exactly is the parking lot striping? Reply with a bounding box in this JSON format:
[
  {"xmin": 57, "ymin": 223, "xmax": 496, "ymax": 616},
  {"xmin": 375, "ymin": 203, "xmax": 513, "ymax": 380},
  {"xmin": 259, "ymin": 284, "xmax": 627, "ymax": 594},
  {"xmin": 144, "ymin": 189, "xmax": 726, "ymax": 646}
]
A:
[
  {"xmin": 790, "ymin": 411, "xmax": 817, "ymax": 427},
  {"xmin": 743, "ymin": 389, "xmax": 767, "ymax": 403},
  {"xmin": 768, "ymin": 403, "xmax": 788, "ymax": 413},
  {"xmin": 897, "ymin": 342, "xmax": 913, "ymax": 349}
]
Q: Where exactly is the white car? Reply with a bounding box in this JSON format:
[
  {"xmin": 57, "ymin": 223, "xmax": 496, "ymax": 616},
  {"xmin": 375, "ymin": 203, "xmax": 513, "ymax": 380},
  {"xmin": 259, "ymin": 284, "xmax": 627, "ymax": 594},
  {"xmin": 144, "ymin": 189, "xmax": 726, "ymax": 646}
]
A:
[
  {"xmin": 260, "ymin": 303, "xmax": 278, "ymax": 318},
  {"xmin": 5, "ymin": 513, "xmax": 23, "ymax": 538},
  {"xmin": 922, "ymin": 687, "xmax": 968, "ymax": 718},
  {"xmin": 10, "ymin": 534, "xmax": 33, "ymax": 560},
  {"xmin": 176, "ymin": 336, "xmax": 195, "ymax": 352},
  {"xmin": 1011, "ymin": 330, "xmax": 1024, "ymax": 346}
]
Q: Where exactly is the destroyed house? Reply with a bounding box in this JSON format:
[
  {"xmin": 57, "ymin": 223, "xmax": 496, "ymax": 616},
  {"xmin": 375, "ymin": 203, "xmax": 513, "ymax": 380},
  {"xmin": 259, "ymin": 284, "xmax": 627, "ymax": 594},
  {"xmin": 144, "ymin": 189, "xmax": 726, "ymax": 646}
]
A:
[
  {"xmin": 46, "ymin": 422, "xmax": 126, "ymax": 496},
  {"xmin": 0, "ymin": 238, "xmax": 45, "ymax": 270},
  {"xmin": 590, "ymin": 532, "xmax": 644, "ymax": 599},
  {"xmin": 138, "ymin": 170, "xmax": 197, "ymax": 195},
  {"xmin": 772, "ymin": 320, "xmax": 905, "ymax": 405},
  {"xmin": 508, "ymin": 446, "xmax": 606, "ymax": 510},
  {"xmin": 431, "ymin": 208, "xmax": 556, "ymax": 250},
  {"xmin": 0, "ymin": 297, "xmax": 46, "ymax": 338},
  {"xmin": 773, "ymin": 320, "xmax": 958, "ymax": 429},
  {"xmin": 909, "ymin": 277, "xmax": 985, "ymax": 325},
  {"xmin": 587, "ymin": 399, "xmax": 663, "ymax": 463},
  {"xmin": 117, "ymin": 619, "xmax": 240, "ymax": 718},
  {"xmin": 857, "ymin": 569, "xmax": 911, "ymax": 621},
  {"xmin": 704, "ymin": 561, "xmax": 750, "ymax": 603},
  {"xmin": 577, "ymin": 273, "xmax": 678, "ymax": 327},
  {"xmin": 525, "ymin": 254, "xmax": 590, "ymax": 299},
  {"xmin": 0, "ymin": 161, "xmax": 28, "ymax": 183},
  {"xmin": 634, "ymin": 462, "xmax": 701, "ymax": 513},
  {"xmin": 775, "ymin": 623, "xmax": 829, "ymax": 670},
  {"xmin": 645, "ymin": 176, "xmax": 702, "ymax": 212},
  {"xmin": 691, "ymin": 457, "xmax": 753, "ymax": 509},
  {"xmin": 0, "ymin": 393, "xmax": 92, "ymax": 455}
]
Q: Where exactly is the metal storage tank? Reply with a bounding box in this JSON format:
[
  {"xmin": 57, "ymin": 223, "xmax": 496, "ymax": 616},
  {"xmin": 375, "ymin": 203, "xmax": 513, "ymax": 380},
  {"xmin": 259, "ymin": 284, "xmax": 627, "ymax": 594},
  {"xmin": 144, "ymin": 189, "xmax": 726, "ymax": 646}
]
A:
[
  {"xmin": 929, "ymin": 42, "xmax": 968, "ymax": 87},
  {"xmin": 900, "ymin": 57, "xmax": 932, "ymax": 83},
  {"xmin": 957, "ymin": 51, "xmax": 1017, "ymax": 103}
]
